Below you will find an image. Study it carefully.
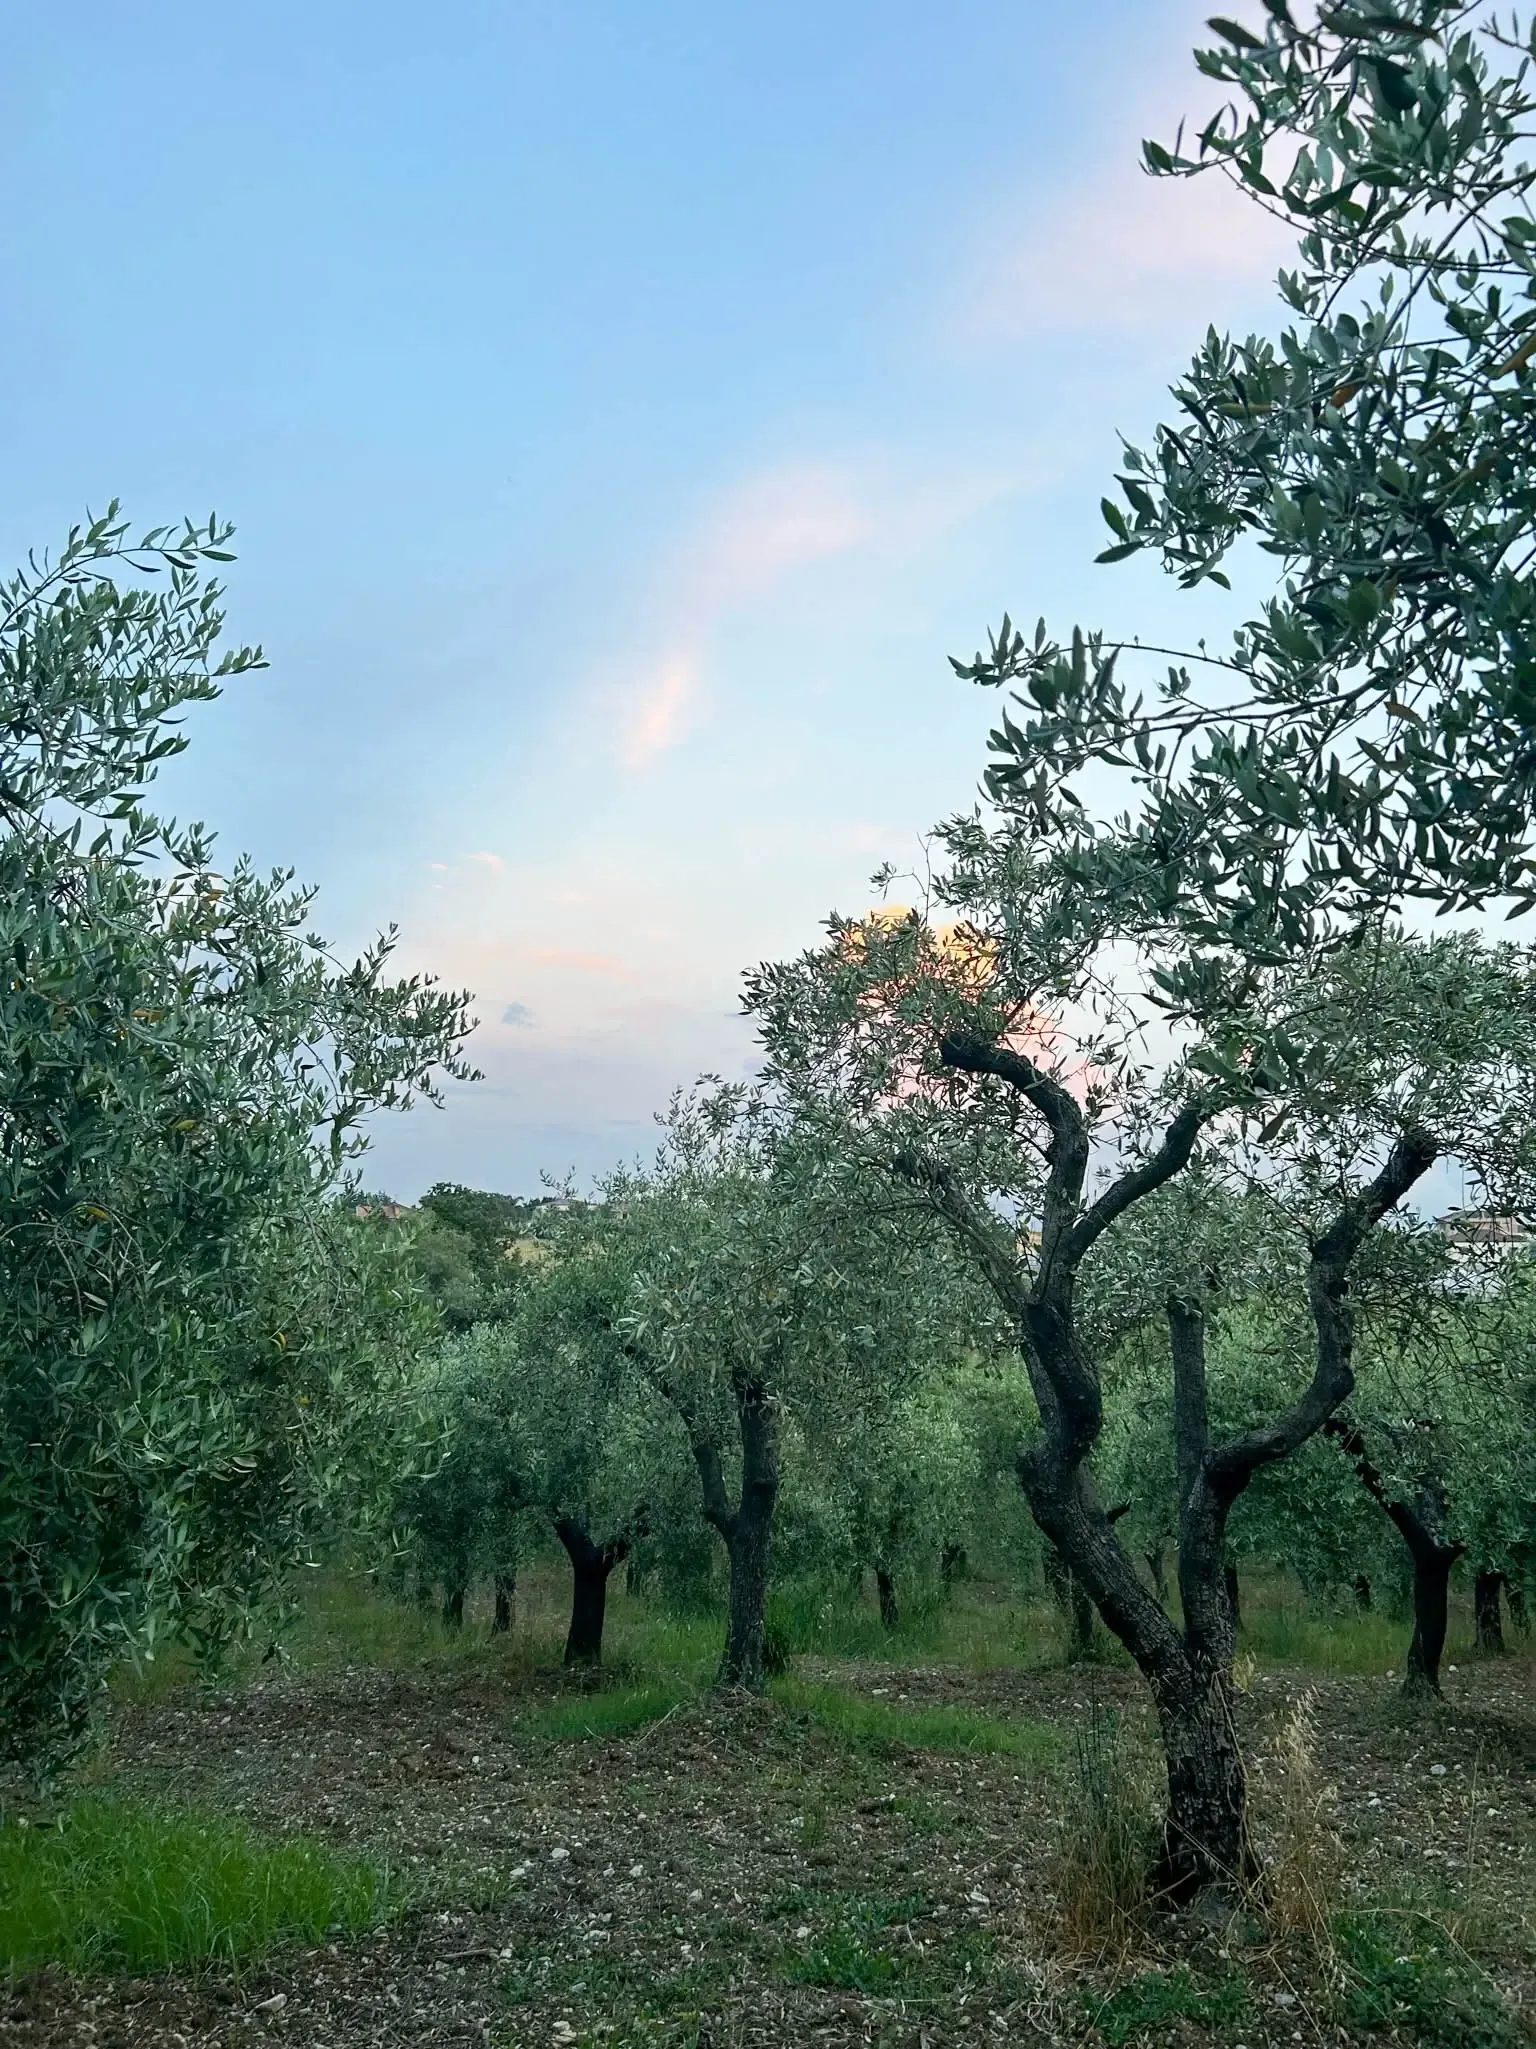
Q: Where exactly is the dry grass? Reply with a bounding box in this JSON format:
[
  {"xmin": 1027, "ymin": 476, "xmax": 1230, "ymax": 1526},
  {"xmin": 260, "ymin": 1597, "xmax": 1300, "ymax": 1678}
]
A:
[
  {"xmin": 1251, "ymin": 1689, "xmax": 1344, "ymax": 1942},
  {"xmin": 1050, "ymin": 1696, "xmax": 1160, "ymax": 1958}
]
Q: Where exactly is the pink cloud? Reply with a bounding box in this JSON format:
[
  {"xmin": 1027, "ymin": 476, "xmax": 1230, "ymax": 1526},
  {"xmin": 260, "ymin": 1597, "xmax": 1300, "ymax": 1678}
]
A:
[{"xmin": 624, "ymin": 655, "xmax": 697, "ymax": 770}]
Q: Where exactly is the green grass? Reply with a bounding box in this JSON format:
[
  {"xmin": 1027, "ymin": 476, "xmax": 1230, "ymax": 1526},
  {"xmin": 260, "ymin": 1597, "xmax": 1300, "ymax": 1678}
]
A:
[
  {"xmin": 771, "ymin": 1675, "xmax": 1059, "ymax": 1760},
  {"xmin": 0, "ymin": 1797, "xmax": 397, "ymax": 1975},
  {"xmin": 1089, "ymin": 1967, "xmax": 1250, "ymax": 2045},
  {"xmin": 520, "ymin": 1681, "xmax": 694, "ymax": 1742},
  {"xmin": 1334, "ymin": 1912, "xmax": 1527, "ymax": 2049}
]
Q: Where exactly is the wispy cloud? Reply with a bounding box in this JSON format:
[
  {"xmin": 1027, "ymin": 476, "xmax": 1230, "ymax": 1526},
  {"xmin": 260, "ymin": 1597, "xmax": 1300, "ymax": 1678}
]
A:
[
  {"xmin": 951, "ymin": 0, "xmax": 1294, "ymax": 350},
  {"xmin": 616, "ymin": 453, "xmax": 1022, "ymax": 771},
  {"xmin": 624, "ymin": 654, "xmax": 698, "ymax": 770},
  {"xmin": 957, "ymin": 160, "xmax": 1292, "ymax": 346}
]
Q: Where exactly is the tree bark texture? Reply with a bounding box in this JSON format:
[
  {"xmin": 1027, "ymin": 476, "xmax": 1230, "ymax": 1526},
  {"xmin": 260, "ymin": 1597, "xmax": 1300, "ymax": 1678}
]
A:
[
  {"xmin": 718, "ymin": 1381, "xmax": 779, "ymax": 1689},
  {"xmin": 554, "ymin": 1520, "xmax": 629, "ymax": 1668}
]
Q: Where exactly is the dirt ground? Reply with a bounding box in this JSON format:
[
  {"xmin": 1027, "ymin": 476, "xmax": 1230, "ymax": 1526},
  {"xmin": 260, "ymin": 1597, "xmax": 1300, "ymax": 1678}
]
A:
[{"xmin": 2, "ymin": 1633, "xmax": 1532, "ymax": 2048}]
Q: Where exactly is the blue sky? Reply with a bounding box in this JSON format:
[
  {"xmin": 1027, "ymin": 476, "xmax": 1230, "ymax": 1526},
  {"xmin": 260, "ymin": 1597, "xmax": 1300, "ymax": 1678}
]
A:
[{"xmin": 3, "ymin": 0, "xmax": 1294, "ymax": 1197}]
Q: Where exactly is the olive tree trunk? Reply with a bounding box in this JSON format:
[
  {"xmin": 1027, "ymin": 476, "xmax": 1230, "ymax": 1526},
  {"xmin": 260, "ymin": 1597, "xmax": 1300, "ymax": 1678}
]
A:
[
  {"xmin": 875, "ymin": 1566, "xmax": 899, "ymax": 1630},
  {"xmin": 1324, "ymin": 1421, "xmax": 1465, "ymax": 1699},
  {"xmin": 1474, "ymin": 1570, "xmax": 1506, "ymax": 1656},
  {"xmin": 553, "ymin": 1520, "xmax": 629, "ymax": 1668},
  {"xmin": 492, "ymin": 1571, "xmax": 516, "ymax": 1635},
  {"xmin": 666, "ymin": 1375, "xmax": 781, "ymax": 1692},
  {"xmin": 901, "ymin": 1032, "xmax": 1436, "ymax": 1901}
]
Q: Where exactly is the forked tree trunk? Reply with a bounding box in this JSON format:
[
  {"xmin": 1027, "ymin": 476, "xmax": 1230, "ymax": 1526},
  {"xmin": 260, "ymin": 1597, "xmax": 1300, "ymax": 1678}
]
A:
[
  {"xmin": 1474, "ymin": 1570, "xmax": 1506, "ymax": 1656},
  {"xmin": 492, "ymin": 1571, "xmax": 516, "ymax": 1635},
  {"xmin": 554, "ymin": 1520, "xmax": 629, "ymax": 1668},
  {"xmin": 1326, "ymin": 1420, "xmax": 1464, "ymax": 1701},
  {"xmin": 905, "ymin": 1036, "xmax": 1435, "ymax": 1908},
  {"xmin": 876, "ymin": 1566, "xmax": 899, "ymax": 1630}
]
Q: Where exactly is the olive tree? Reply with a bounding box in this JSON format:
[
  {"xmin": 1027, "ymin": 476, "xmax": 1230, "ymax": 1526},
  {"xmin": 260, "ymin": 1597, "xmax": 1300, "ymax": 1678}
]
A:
[
  {"xmin": 620, "ymin": 1089, "xmax": 998, "ymax": 1691},
  {"xmin": 1320, "ymin": 1232, "xmax": 1536, "ymax": 1692},
  {"xmin": 1, "ymin": 510, "xmax": 472, "ymax": 1765},
  {"xmin": 960, "ymin": 3, "xmax": 1536, "ymax": 972},
  {"xmin": 752, "ymin": 829, "xmax": 1535, "ymax": 1891}
]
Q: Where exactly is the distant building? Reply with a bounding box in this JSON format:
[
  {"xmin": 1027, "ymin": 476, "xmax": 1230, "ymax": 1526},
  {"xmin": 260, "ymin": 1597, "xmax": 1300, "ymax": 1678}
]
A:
[
  {"xmin": 1436, "ymin": 1208, "xmax": 1535, "ymax": 1258},
  {"xmin": 354, "ymin": 1200, "xmax": 410, "ymax": 1221}
]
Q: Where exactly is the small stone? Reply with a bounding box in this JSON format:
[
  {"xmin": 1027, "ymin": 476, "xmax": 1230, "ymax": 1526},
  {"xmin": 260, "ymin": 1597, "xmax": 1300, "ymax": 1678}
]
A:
[
  {"xmin": 251, "ymin": 1993, "xmax": 287, "ymax": 2013},
  {"xmin": 629, "ymin": 1862, "xmax": 644, "ymax": 1877},
  {"xmin": 795, "ymin": 1924, "xmax": 811, "ymax": 1939},
  {"xmin": 550, "ymin": 1846, "xmax": 571, "ymax": 1863},
  {"xmin": 1430, "ymin": 1764, "xmax": 1448, "ymax": 1778}
]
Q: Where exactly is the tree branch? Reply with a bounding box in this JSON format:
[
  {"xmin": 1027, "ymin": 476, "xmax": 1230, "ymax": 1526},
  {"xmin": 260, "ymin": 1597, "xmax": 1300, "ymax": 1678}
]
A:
[
  {"xmin": 938, "ymin": 1031, "xmax": 1089, "ymax": 1268},
  {"xmin": 1066, "ymin": 1098, "xmax": 1212, "ymax": 1267},
  {"xmin": 1208, "ymin": 1127, "xmax": 1438, "ymax": 1492}
]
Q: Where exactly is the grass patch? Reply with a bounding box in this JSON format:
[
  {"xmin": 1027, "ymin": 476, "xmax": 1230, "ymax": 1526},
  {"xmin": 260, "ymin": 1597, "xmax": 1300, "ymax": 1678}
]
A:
[
  {"xmin": 520, "ymin": 1681, "xmax": 693, "ymax": 1743},
  {"xmin": 0, "ymin": 1797, "xmax": 396, "ymax": 1975},
  {"xmin": 771, "ymin": 1677, "xmax": 1057, "ymax": 1760},
  {"xmin": 1334, "ymin": 1911, "xmax": 1526, "ymax": 2049},
  {"xmin": 788, "ymin": 1922, "xmax": 906, "ymax": 1993},
  {"xmin": 1089, "ymin": 1967, "xmax": 1250, "ymax": 2045}
]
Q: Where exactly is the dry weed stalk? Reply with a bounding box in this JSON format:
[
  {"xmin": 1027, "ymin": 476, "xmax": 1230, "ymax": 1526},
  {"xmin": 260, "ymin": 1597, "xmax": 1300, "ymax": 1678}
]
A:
[
  {"xmin": 1253, "ymin": 1690, "xmax": 1343, "ymax": 1944},
  {"xmin": 1051, "ymin": 1699, "xmax": 1159, "ymax": 1959}
]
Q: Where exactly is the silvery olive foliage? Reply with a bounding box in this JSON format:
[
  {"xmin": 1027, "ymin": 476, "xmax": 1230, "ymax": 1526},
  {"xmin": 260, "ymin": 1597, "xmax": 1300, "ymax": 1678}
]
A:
[
  {"xmin": 957, "ymin": 2, "xmax": 1536, "ymax": 1003},
  {"xmin": 1, "ymin": 511, "xmax": 473, "ymax": 1766}
]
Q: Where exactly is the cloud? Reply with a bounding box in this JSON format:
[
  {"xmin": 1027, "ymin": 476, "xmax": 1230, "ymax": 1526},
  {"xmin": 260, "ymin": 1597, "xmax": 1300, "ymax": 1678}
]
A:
[
  {"xmin": 500, "ymin": 1001, "xmax": 534, "ymax": 1028},
  {"xmin": 950, "ymin": 0, "xmax": 1296, "ymax": 350},
  {"xmin": 624, "ymin": 654, "xmax": 698, "ymax": 770},
  {"xmin": 466, "ymin": 850, "xmax": 505, "ymax": 873},
  {"xmin": 531, "ymin": 946, "xmax": 628, "ymax": 978},
  {"xmin": 958, "ymin": 161, "xmax": 1293, "ymax": 346},
  {"xmin": 617, "ymin": 454, "xmax": 1022, "ymax": 771}
]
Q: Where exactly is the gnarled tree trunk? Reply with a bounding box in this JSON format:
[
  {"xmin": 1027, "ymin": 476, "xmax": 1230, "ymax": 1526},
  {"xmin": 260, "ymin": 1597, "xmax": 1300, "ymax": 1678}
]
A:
[
  {"xmin": 669, "ymin": 1373, "xmax": 782, "ymax": 1692},
  {"xmin": 1400, "ymin": 1487, "xmax": 1461, "ymax": 1698},
  {"xmin": 554, "ymin": 1520, "xmax": 629, "ymax": 1668},
  {"xmin": 1325, "ymin": 1420, "xmax": 1464, "ymax": 1700},
  {"xmin": 907, "ymin": 1032, "xmax": 1436, "ymax": 1904}
]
